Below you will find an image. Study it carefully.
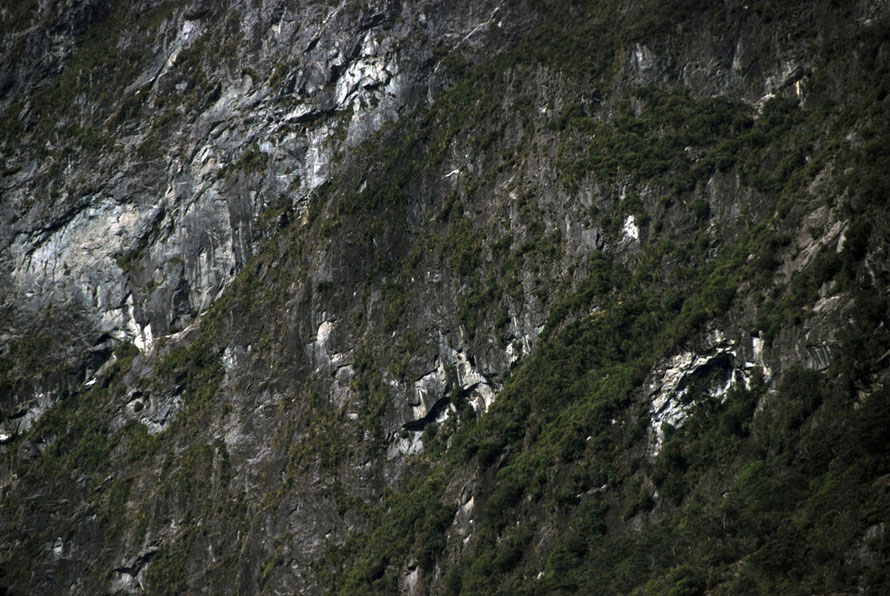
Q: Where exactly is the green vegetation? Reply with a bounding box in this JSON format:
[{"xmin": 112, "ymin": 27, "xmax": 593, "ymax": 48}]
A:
[
  {"xmin": 322, "ymin": 470, "xmax": 457, "ymax": 594},
  {"xmin": 315, "ymin": 224, "xmax": 890, "ymax": 593},
  {"xmin": 298, "ymin": 2, "xmax": 890, "ymax": 591},
  {"xmin": 557, "ymin": 88, "xmax": 753, "ymax": 192},
  {"xmin": 16, "ymin": 2, "xmax": 187, "ymax": 144},
  {"xmin": 15, "ymin": 341, "xmax": 140, "ymax": 480},
  {"xmin": 3, "ymin": 0, "xmax": 889, "ymax": 593}
]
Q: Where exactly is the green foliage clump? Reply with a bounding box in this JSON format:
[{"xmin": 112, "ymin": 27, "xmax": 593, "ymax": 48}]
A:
[
  {"xmin": 325, "ymin": 471, "xmax": 457, "ymax": 594},
  {"xmin": 222, "ymin": 143, "xmax": 271, "ymax": 178},
  {"xmin": 554, "ymin": 88, "xmax": 811, "ymax": 202},
  {"xmin": 154, "ymin": 336, "xmax": 224, "ymax": 423}
]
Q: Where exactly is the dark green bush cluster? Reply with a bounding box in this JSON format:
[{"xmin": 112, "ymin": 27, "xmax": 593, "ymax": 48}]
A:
[{"xmin": 323, "ymin": 471, "xmax": 457, "ymax": 594}]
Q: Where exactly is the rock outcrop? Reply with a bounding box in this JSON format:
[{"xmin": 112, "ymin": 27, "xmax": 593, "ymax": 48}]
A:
[{"xmin": 2, "ymin": 1, "xmax": 889, "ymax": 594}]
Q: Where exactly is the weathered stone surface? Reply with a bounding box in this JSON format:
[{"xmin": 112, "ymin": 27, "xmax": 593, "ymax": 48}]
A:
[{"xmin": 1, "ymin": 1, "xmax": 887, "ymax": 593}]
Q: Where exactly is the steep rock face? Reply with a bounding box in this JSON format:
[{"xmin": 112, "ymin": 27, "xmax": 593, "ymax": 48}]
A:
[
  {"xmin": 2, "ymin": 0, "xmax": 890, "ymax": 594},
  {"xmin": 1, "ymin": 0, "xmax": 520, "ymax": 433}
]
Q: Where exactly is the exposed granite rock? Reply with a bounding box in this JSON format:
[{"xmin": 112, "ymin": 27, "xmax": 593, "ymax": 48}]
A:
[{"xmin": 1, "ymin": 1, "xmax": 888, "ymax": 594}]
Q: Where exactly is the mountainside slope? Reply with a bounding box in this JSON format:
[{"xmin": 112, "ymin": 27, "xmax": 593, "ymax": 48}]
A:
[{"xmin": 2, "ymin": 0, "xmax": 889, "ymax": 594}]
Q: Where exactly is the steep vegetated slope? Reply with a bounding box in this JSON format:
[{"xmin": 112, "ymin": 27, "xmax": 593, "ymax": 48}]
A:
[{"xmin": 1, "ymin": 0, "xmax": 889, "ymax": 593}]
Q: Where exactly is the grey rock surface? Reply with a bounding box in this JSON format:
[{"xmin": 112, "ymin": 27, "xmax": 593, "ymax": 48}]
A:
[{"xmin": 1, "ymin": 0, "xmax": 888, "ymax": 594}]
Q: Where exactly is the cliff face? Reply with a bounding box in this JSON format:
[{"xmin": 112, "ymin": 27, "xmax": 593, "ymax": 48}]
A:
[
  {"xmin": 0, "ymin": 0, "xmax": 515, "ymax": 425},
  {"xmin": 2, "ymin": 1, "xmax": 889, "ymax": 594}
]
